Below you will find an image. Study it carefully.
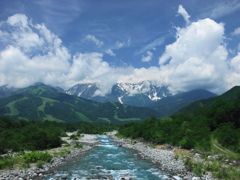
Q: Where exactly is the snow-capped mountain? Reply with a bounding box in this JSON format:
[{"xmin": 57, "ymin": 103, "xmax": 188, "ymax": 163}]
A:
[
  {"xmin": 66, "ymin": 81, "xmax": 172, "ymax": 107},
  {"xmin": 0, "ymin": 82, "xmax": 217, "ymax": 117}
]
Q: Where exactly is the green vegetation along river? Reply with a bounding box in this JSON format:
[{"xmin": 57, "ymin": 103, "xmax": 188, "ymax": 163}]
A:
[{"xmin": 47, "ymin": 135, "xmax": 177, "ymax": 179}]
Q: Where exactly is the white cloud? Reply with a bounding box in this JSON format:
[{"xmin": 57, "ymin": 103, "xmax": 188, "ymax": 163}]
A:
[
  {"xmin": 232, "ymin": 27, "xmax": 240, "ymax": 36},
  {"xmin": 1, "ymin": 13, "xmax": 240, "ymax": 96},
  {"xmin": 115, "ymin": 41, "xmax": 125, "ymax": 49},
  {"xmin": 178, "ymin": 5, "xmax": 190, "ymax": 24},
  {"xmin": 118, "ymin": 67, "xmax": 164, "ymax": 85},
  {"xmin": 205, "ymin": 0, "xmax": 240, "ymax": 19},
  {"xmin": 0, "ymin": 14, "xmax": 70, "ymax": 88},
  {"xmin": 0, "ymin": 45, "xmax": 70, "ymax": 88},
  {"xmin": 85, "ymin": 35, "xmax": 104, "ymax": 47},
  {"xmin": 159, "ymin": 18, "xmax": 230, "ymax": 94},
  {"xmin": 230, "ymin": 53, "xmax": 240, "ymax": 73},
  {"xmin": 142, "ymin": 51, "xmax": 153, "ymax": 62},
  {"xmin": 7, "ymin": 14, "xmax": 28, "ymax": 28},
  {"xmin": 105, "ymin": 49, "xmax": 116, "ymax": 56},
  {"xmin": 0, "ymin": 14, "xmax": 132, "ymax": 94},
  {"xmin": 114, "ymin": 39, "xmax": 131, "ymax": 50},
  {"xmin": 226, "ymin": 53, "xmax": 240, "ymax": 88},
  {"xmin": 4, "ymin": 14, "xmax": 44, "ymax": 52}
]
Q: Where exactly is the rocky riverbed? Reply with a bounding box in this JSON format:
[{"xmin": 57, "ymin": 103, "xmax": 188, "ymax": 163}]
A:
[
  {"xmin": 108, "ymin": 131, "xmax": 213, "ymax": 180},
  {"xmin": 0, "ymin": 133, "xmax": 100, "ymax": 180},
  {"xmin": 1, "ymin": 132, "xmax": 215, "ymax": 180}
]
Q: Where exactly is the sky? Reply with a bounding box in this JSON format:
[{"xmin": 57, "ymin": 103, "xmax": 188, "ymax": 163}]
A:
[{"xmin": 0, "ymin": 0, "xmax": 240, "ymax": 95}]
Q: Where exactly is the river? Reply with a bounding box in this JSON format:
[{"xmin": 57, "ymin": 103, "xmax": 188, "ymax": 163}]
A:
[{"xmin": 46, "ymin": 135, "xmax": 175, "ymax": 180}]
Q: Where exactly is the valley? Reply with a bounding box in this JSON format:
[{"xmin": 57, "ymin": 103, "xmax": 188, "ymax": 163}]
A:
[
  {"xmin": 0, "ymin": 84, "xmax": 240, "ymax": 179},
  {"xmin": 1, "ymin": 0, "xmax": 240, "ymax": 179}
]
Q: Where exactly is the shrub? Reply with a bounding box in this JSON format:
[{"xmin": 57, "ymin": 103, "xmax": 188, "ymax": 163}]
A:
[
  {"xmin": 0, "ymin": 160, "xmax": 5, "ymax": 169},
  {"xmin": 214, "ymin": 167, "xmax": 229, "ymax": 179},
  {"xmin": 36, "ymin": 160, "xmax": 45, "ymax": 168},
  {"xmin": 60, "ymin": 131, "xmax": 68, "ymax": 137},
  {"xmin": 183, "ymin": 157, "xmax": 194, "ymax": 171},
  {"xmin": 74, "ymin": 142, "xmax": 83, "ymax": 148},
  {"xmin": 0, "ymin": 159, "xmax": 14, "ymax": 169},
  {"xmin": 23, "ymin": 151, "xmax": 52, "ymax": 163},
  {"xmin": 69, "ymin": 134, "xmax": 78, "ymax": 140},
  {"xmin": 192, "ymin": 162, "xmax": 204, "ymax": 176}
]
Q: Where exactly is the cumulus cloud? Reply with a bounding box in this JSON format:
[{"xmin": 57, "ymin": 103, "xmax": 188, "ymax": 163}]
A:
[
  {"xmin": 142, "ymin": 51, "xmax": 153, "ymax": 62},
  {"xmin": 0, "ymin": 14, "xmax": 131, "ymax": 95},
  {"xmin": 230, "ymin": 53, "xmax": 240, "ymax": 73},
  {"xmin": 85, "ymin": 34, "xmax": 104, "ymax": 47},
  {"xmin": 118, "ymin": 67, "xmax": 164, "ymax": 85},
  {"xmin": 0, "ymin": 14, "xmax": 71, "ymax": 88},
  {"xmin": 158, "ymin": 18, "xmax": 231, "ymax": 94},
  {"xmin": 7, "ymin": 13, "xmax": 29, "ymax": 28},
  {"xmin": 226, "ymin": 53, "xmax": 240, "ymax": 87},
  {"xmin": 178, "ymin": 5, "xmax": 190, "ymax": 24},
  {"xmin": 1, "ymin": 13, "xmax": 240, "ymax": 96},
  {"xmin": 3, "ymin": 14, "xmax": 44, "ymax": 52}
]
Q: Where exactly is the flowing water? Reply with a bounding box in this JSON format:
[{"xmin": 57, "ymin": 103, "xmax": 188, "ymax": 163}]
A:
[{"xmin": 47, "ymin": 135, "xmax": 175, "ymax": 180}]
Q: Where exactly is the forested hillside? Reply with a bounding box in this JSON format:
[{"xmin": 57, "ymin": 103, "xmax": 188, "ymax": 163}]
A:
[
  {"xmin": 118, "ymin": 90, "xmax": 240, "ymax": 153},
  {"xmin": 178, "ymin": 86, "xmax": 240, "ymax": 114}
]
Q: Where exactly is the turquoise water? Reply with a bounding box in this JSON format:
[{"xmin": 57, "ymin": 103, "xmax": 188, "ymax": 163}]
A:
[{"xmin": 47, "ymin": 135, "xmax": 173, "ymax": 180}]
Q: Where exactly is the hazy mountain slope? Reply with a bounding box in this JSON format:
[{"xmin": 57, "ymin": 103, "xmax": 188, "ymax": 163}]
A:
[
  {"xmin": 0, "ymin": 85, "xmax": 17, "ymax": 98},
  {"xmin": 150, "ymin": 89, "xmax": 217, "ymax": 117}
]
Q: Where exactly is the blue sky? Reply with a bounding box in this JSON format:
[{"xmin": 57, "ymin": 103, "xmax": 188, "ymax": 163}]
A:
[{"xmin": 0, "ymin": 0, "xmax": 240, "ymax": 95}]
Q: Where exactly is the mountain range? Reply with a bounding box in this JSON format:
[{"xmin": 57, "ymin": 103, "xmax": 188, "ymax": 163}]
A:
[
  {"xmin": 65, "ymin": 81, "xmax": 217, "ymax": 116},
  {"xmin": 0, "ymin": 82, "xmax": 239, "ymax": 124},
  {"xmin": 0, "ymin": 81, "xmax": 218, "ymax": 120},
  {"xmin": 66, "ymin": 81, "xmax": 172, "ymax": 107},
  {"xmin": 0, "ymin": 83, "xmax": 160, "ymax": 123}
]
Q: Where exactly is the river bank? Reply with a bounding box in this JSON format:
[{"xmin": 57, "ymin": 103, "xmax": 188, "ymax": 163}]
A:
[
  {"xmin": 108, "ymin": 131, "xmax": 213, "ymax": 180},
  {"xmin": 0, "ymin": 133, "xmax": 99, "ymax": 180}
]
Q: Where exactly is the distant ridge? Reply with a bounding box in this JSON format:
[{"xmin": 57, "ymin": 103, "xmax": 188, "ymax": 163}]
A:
[
  {"xmin": 178, "ymin": 86, "xmax": 240, "ymax": 114},
  {"xmin": 150, "ymin": 89, "xmax": 217, "ymax": 117}
]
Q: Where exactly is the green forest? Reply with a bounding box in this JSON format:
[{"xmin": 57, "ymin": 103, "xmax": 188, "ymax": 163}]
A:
[
  {"xmin": 0, "ymin": 117, "xmax": 116, "ymax": 155},
  {"xmin": 118, "ymin": 94, "xmax": 240, "ymax": 153}
]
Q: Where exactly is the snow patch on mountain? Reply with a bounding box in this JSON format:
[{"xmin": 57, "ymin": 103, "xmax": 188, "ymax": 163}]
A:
[{"xmin": 118, "ymin": 96, "xmax": 124, "ymax": 104}]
